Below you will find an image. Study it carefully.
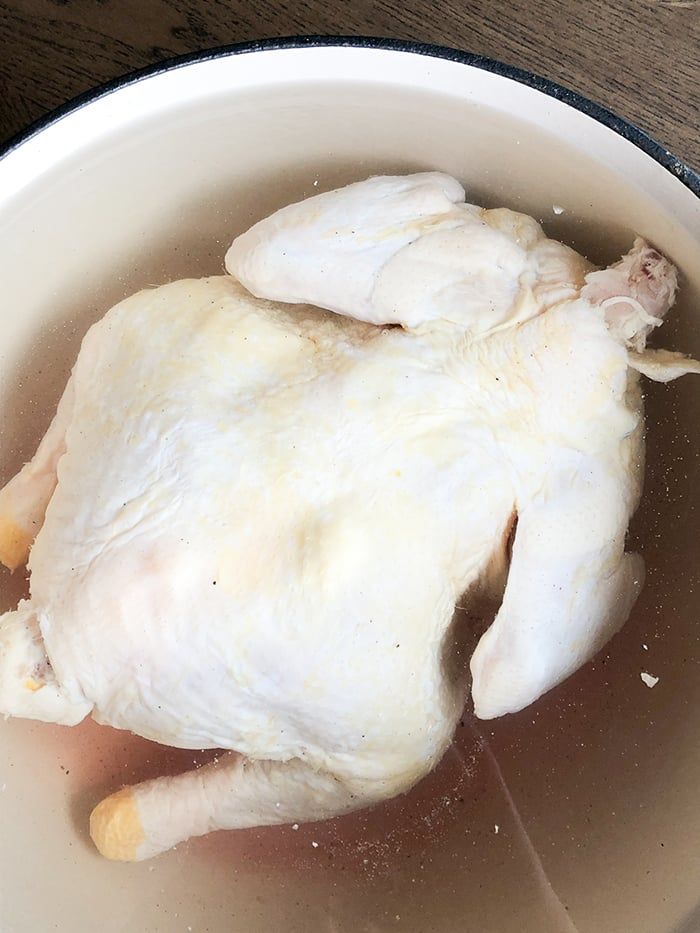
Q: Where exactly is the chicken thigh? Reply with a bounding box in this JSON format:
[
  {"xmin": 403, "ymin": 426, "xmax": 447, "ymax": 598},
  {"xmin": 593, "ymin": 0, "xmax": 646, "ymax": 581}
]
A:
[{"xmin": 0, "ymin": 173, "xmax": 697, "ymax": 862}]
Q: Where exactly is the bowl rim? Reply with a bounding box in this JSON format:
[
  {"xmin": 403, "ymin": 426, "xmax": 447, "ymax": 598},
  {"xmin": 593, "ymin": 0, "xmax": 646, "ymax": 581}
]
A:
[{"xmin": 1, "ymin": 34, "xmax": 698, "ymax": 199}]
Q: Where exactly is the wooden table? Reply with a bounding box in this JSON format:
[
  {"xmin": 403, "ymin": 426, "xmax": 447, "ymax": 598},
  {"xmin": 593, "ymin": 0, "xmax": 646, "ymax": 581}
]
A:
[{"xmin": 1, "ymin": 0, "xmax": 698, "ymax": 172}]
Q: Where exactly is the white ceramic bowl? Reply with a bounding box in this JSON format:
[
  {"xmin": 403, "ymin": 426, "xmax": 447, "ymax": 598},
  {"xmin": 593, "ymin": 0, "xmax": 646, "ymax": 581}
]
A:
[{"xmin": 1, "ymin": 38, "xmax": 699, "ymax": 933}]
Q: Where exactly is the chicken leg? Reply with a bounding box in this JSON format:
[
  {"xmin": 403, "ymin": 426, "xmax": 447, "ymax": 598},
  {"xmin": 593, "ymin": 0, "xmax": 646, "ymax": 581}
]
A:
[
  {"xmin": 0, "ymin": 376, "xmax": 74, "ymax": 570},
  {"xmin": 90, "ymin": 753, "xmax": 386, "ymax": 862}
]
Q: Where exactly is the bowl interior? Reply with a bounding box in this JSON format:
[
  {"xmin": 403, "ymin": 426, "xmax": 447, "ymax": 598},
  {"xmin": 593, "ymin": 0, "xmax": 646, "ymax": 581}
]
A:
[{"xmin": 1, "ymin": 52, "xmax": 699, "ymax": 933}]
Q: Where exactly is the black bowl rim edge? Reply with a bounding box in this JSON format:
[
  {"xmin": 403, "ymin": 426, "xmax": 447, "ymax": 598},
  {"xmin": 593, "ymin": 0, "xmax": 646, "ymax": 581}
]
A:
[{"xmin": 0, "ymin": 34, "xmax": 698, "ymax": 199}]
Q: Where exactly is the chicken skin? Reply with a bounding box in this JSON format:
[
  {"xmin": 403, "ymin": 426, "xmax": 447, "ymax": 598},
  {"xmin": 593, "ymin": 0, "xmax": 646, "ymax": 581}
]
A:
[{"xmin": 1, "ymin": 174, "xmax": 697, "ymax": 861}]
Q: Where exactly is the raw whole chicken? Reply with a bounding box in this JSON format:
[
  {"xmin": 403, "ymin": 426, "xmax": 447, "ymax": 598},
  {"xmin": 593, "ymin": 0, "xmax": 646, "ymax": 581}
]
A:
[{"xmin": 0, "ymin": 173, "xmax": 697, "ymax": 863}]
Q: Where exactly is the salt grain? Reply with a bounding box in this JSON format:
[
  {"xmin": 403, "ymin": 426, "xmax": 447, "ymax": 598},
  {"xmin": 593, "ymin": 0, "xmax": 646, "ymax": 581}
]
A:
[
  {"xmin": 494, "ymin": 824, "xmax": 499, "ymax": 834},
  {"xmin": 552, "ymin": 205, "xmax": 565, "ymax": 215},
  {"xmin": 312, "ymin": 841, "xmax": 319, "ymax": 848},
  {"xmin": 641, "ymin": 671, "xmax": 659, "ymax": 688},
  {"xmin": 292, "ymin": 823, "xmax": 299, "ymax": 830}
]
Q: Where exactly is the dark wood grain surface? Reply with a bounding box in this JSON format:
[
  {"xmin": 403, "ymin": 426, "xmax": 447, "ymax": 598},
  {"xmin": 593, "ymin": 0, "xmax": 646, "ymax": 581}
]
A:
[{"xmin": 0, "ymin": 0, "xmax": 698, "ymax": 171}]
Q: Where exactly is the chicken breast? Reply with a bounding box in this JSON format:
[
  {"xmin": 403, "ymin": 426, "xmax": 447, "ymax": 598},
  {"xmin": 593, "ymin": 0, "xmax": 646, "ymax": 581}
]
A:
[{"xmin": 0, "ymin": 173, "xmax": 697, "ymax": 862}]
